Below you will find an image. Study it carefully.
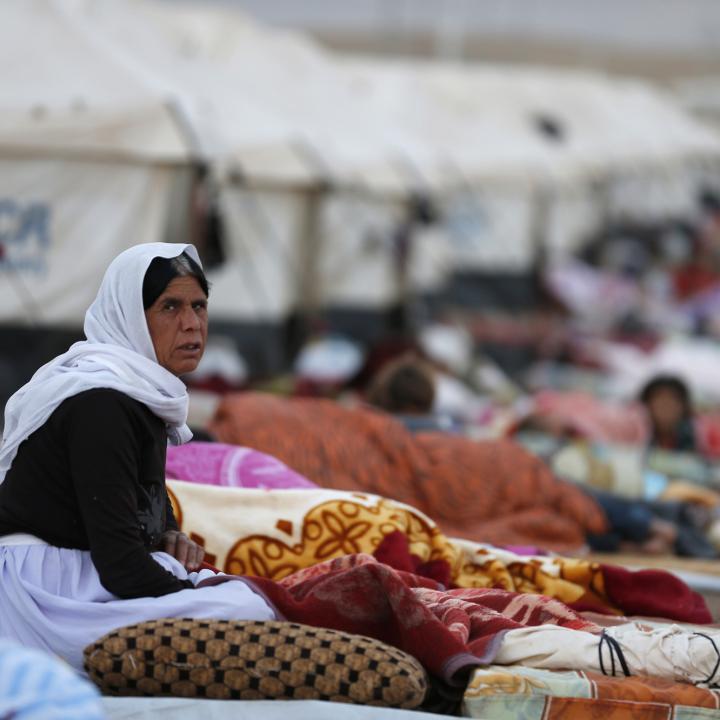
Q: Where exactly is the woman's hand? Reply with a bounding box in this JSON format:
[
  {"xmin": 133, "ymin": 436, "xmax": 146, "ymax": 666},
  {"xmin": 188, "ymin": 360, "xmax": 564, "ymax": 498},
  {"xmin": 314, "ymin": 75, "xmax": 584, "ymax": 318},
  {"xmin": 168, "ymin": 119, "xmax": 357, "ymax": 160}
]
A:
[{"xmin": 161, "ymin": 531, "xmax": 204, "ymax": 571}]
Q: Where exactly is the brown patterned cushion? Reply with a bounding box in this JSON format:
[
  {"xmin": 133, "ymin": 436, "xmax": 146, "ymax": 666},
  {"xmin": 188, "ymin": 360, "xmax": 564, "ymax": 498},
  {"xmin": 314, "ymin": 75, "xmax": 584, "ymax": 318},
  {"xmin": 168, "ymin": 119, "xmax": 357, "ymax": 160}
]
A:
[{"xmin": 84, "ymin": 618, "xmax": 427, "ymax": 708}]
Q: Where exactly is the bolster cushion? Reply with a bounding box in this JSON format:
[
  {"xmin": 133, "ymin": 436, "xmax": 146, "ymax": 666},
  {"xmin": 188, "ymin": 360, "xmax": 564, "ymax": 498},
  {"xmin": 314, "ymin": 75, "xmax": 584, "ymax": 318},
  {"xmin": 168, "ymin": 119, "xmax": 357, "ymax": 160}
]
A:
[{"xmin": 84, "ymin": 618, "xmax": 427, "ymax": 708}]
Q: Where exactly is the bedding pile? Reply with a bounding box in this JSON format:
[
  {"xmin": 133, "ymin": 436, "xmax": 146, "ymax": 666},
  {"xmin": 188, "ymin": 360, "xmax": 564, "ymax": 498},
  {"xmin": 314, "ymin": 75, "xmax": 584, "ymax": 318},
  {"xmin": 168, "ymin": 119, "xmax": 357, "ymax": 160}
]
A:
[
  {"xmin": 208, "ymin": 393, "xmax": 606, "ymax": 552},
  {"xmin": 166, "ymin": 480, "xmax": 711, "ymax": 623}
]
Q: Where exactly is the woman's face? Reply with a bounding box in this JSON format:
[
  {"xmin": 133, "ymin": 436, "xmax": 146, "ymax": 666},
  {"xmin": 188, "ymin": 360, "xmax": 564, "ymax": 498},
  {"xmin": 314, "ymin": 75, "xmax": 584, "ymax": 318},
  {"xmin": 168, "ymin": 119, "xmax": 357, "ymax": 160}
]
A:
[
  {"xmin": 646, "ymin": 387, "xmax": 686, "ymax": 432},
  {"xmin": 145, "ymin": 276, "xmax": 208, "ymax": 376}
]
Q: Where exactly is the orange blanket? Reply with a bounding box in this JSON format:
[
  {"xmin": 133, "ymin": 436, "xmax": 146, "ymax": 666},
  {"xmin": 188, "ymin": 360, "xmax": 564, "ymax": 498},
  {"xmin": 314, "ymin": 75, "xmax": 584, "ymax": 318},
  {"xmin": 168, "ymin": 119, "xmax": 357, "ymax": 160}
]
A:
[{"xmin": 209, "ymin": 393, "xmax": 607, "ymax": 552}]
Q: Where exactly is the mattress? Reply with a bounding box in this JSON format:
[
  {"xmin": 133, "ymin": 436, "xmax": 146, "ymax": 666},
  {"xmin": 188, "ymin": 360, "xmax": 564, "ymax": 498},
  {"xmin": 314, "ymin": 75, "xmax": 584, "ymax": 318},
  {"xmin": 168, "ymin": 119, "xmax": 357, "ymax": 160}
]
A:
[{"xmin": 103, "ymin": 697, "xmax": 455, "ymax": 720}]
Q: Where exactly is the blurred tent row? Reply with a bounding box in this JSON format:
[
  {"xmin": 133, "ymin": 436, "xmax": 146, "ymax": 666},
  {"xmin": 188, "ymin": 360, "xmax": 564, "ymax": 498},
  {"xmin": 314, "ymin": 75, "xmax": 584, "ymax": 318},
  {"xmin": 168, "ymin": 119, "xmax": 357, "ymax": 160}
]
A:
[{"xmin": 2, "ymin": 0, "xmax": 720, "ymax": 400}]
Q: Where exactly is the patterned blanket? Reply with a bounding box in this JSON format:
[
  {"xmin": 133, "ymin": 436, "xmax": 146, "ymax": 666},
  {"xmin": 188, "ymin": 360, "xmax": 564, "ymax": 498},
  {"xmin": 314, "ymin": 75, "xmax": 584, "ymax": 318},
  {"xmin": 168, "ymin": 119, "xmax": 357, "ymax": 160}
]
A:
[
  {"xmin": 166, "ymin": 480, "xmax": 710, "ymax": 623},
  {"xmin": 208, "ymin": 393, "xmax": 607, "ymax": 552},
  {"xmin": 238, "ymin": 553, "xmax": 600, "ymax": 684},
  {"xmin": 463, "ymin": 664, "xmax": 720, "ymax": 719}
]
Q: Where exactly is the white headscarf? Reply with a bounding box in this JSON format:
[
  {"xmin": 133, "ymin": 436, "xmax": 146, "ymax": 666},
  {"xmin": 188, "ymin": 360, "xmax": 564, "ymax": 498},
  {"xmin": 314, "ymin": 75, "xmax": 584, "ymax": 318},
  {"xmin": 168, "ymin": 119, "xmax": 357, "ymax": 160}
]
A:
[{"xmin": 0, "ymin": 242, "xmax": 202, "ymax": 485}]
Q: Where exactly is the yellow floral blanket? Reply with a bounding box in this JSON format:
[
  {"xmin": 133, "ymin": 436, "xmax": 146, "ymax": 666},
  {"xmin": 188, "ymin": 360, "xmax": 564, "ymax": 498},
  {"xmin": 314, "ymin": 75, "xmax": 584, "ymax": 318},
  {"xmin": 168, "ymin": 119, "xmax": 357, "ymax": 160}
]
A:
[{"xmin": 166, "ymin": 479, "xmax": 613, "ymax": 611}]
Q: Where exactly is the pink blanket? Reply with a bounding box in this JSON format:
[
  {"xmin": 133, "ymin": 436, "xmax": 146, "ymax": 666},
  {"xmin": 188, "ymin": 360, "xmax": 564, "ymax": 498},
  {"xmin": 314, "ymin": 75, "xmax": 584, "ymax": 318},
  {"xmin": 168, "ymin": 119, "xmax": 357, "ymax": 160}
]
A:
[
  {"xmin": 521, "ymin": 391, "xmax": 647, "ymax": 444},
  {"xmin": 166, "ymin": 442, "xmax": 316, "ymax": 489}
]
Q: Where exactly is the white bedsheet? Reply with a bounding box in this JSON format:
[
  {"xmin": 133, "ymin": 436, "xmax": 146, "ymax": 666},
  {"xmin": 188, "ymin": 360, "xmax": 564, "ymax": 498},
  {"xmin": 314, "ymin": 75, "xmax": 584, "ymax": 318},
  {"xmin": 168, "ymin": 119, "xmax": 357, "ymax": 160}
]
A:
[{"xmin": 103, "ymin": 698, "xmax": 454, "ymax": 720}]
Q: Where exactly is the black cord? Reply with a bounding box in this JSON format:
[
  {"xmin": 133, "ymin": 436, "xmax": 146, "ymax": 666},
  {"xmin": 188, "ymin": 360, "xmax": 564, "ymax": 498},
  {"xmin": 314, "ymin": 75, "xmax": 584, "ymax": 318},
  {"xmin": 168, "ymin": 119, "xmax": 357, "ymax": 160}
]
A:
[
  {"xmin": 598, "ymin": 630, "xmax": 632, "ymax": 678},
  {"xmin": 598, "ymin": 631, "xmax": 612, "ymax": 677},
  {"xmin": 693, "ymin": 632, "xmax": 720, "ymax": 686}
]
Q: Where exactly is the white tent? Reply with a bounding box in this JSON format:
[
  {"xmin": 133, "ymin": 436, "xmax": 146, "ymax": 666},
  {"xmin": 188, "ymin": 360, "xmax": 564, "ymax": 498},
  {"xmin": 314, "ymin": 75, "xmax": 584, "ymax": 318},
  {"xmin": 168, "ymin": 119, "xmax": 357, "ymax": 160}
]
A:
[
  {"xmin": 341, "ymin": 60, "xmax": 583, "ymax": 274},
  {"xmin": 0, "ymin": 0, "xmax": 200, "ymax": 325},
  {"xmin": 131, "ymin": 0, "xmax": 457, "ymax": 314},
  {"xmin": 675, "ymin": 77, "xmax": 720, "ymax": 132},
  {"xmin": 493, "ymin": 69, "xmax": 720, "ymax": 224},
  {"xmin": 343, "ymin": 60, "xmax": 720, "ymax": 270},
  {"xmin": 50, "ymin": 0, "xmax": 321, "ymax": 326},
  {"xmin": 65, "ymin": 0, "xmax": 321, "ymax": 187},
  {"xmin": 0, "ymin": 0, "xmax": 336, "ymax": 331},
  {"xmin": 71, "ymin": 0, "xmax": 435, "ymax": 319}
]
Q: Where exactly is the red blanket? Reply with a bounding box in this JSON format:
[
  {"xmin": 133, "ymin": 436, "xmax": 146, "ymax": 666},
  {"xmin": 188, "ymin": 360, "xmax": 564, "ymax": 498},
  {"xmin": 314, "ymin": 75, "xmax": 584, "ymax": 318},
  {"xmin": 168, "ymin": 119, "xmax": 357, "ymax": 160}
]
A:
[
  {"xmin": 236, "ymin": 554, "xmax": 600, "ymax": 683},
  {"xmin": 600, "ymin": 564, "xmax": 711, "ymax": 623},
  {"xmin": 374, "ymin": 530, "xmax": 712, "ymax": 624}
]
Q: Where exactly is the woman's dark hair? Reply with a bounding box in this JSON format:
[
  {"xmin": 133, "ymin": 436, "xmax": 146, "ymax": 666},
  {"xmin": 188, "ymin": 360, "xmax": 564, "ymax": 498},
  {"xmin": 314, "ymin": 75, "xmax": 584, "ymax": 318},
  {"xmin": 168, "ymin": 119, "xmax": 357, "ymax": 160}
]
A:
[
  {"xmin": 142, "ymin": 252, "xmax": 209, "ymax": 310},
  {"xmin": 639, "ymin": 375, "xmax": 692, "ymax": 418},
  {"xmin": 366, "ymin": 356, "xmax": 436, "ymax": 414}
]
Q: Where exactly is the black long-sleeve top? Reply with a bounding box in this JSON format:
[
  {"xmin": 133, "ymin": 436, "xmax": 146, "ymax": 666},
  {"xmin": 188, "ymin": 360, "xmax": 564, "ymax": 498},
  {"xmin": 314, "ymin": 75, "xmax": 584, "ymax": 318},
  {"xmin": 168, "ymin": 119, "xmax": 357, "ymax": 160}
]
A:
[{"xmin": 0, "ymin": 388, "xmax": 193, "ymax": 598}]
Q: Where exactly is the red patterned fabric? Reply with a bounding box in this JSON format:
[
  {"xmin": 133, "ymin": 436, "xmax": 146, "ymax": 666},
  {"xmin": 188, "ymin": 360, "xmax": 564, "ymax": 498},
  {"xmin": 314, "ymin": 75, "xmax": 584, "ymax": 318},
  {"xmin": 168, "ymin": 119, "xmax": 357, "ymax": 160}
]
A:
[
  {"xmin": 246, "ymin": 554, "xmax": 600, "ymax": 683},
  {"xmin": 372, "ymin": 530, "xmax": 711, "ymax": 624},
  {"xmin": 373, "ymin": 530, "xmax": 453, "ymax": 588}
]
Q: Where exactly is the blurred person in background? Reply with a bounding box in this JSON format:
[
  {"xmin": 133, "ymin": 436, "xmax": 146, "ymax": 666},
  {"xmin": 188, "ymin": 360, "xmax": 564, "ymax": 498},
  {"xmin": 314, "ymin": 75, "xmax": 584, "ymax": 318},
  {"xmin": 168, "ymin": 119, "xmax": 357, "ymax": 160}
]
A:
[
  {"xmin": 639, "ymin": 374, "xmax": 697, "ymax": 453},
  {"xmin": 366, "ymin": 354, "xmax": 459, "ymax": 433}
]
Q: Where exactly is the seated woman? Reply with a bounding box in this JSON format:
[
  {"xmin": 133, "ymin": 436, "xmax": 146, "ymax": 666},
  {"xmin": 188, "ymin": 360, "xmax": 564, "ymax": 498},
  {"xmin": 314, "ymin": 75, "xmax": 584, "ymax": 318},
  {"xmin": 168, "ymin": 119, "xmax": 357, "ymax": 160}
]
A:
[{"xmin": 0, "ymin": 243, "xmax": 274, "ymax": 672}]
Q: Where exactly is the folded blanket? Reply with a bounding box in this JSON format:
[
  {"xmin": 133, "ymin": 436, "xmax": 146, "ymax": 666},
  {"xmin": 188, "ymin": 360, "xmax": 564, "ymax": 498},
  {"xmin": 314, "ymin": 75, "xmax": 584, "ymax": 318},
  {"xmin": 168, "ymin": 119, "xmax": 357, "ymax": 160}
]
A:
[
  {"xmin": 208, "ymin": 393, "xmax": 607, "ymax": 552},
  {"xmin": 244, "ymin": 553, "xmax": 600, "ymax": 685},
  {"xmin": 166, "ymin": 480, "xmax": 711, "ymax": 623},
  {"xmin": 464, "ymin": 663, "xmax": 720, "ymax": 719}
]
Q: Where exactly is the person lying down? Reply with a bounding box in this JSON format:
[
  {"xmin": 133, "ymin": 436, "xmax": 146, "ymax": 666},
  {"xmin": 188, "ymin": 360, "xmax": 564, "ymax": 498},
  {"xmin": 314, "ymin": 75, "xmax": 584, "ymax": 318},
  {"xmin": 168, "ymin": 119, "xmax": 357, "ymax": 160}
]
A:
[{"xmin": 0, "ymin": 242, "xmax": 717, "ymax": 691}]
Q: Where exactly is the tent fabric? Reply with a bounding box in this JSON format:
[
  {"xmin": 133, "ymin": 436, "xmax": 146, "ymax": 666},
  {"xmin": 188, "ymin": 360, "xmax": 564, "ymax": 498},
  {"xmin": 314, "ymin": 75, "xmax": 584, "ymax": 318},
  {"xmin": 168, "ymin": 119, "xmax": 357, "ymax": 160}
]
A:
[
  {"xmin": 342, "ymin": 59, "xmax": 569, "ymax": 189},
  {"xmin": 0, "ymin": 0, "xmax": 312, "ymax": 326},
  {"xmin": 74, "ymin": 0, "xmax": 321, "ymax": 186},
  {"xmin": 441, "ymin": 187, "xmax": 538, "ymax": 272},
  {"xmin": 210, "ymin": 186, "xmax": 305, "ymax": 320},
  {"xmin": 0, "ymin": 0, "xmax": 192, "ymax": 326},
  {"xmin": 70, "ymin": 0, "xmax": 414, "ymax": 194},
  {"xmin": 0, "ymin": 159, "xmax": 175, "ymax": 324},
  {"xmin": 318, "ymin": 193, "xmax": 404, "ymax": 308},
  {"xmin": 3, "ymin": 0, "xmax": 718, "ymax": 192},
  {"xmin": 0, "ymin": 0, "xmax": 190, "ymax": 162}
]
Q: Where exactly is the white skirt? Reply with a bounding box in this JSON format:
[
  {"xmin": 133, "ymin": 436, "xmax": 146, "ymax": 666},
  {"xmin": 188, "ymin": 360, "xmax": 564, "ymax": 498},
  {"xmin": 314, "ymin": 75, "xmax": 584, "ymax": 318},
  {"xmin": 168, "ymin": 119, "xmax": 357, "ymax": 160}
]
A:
[{"xmin": 0, "ymin": 539, "xmax": 276, "ymax": 673}]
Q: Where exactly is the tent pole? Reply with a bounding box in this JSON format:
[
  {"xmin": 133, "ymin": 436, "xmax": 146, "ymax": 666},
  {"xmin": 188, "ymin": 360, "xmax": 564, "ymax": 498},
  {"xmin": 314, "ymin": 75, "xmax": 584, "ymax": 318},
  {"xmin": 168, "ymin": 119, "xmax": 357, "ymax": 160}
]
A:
[{"xmin": 294, "ymin": 184, "xmax": 326, "ymax": 345}]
